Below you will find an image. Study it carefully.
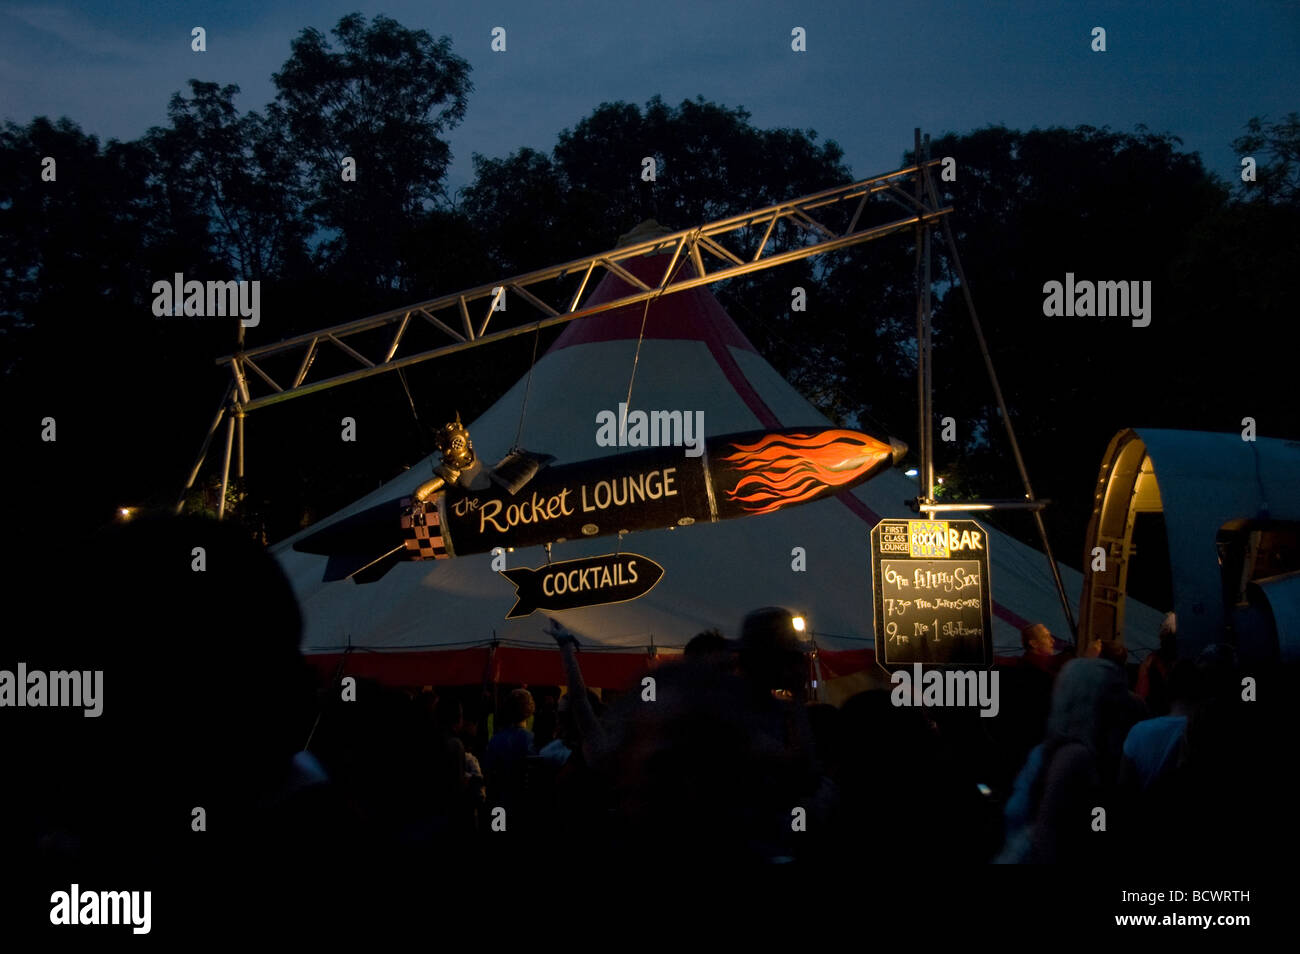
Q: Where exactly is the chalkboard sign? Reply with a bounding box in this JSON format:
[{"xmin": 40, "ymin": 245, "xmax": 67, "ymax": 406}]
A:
[{"xmin": 870, "ymin": 518, "xmax": 994, "ymax": 668}]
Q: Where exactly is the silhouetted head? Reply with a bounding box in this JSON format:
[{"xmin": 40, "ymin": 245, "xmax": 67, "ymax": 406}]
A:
[
  {"xmin": 1045, "ymin": 658, "xmax": 1128, "ymax": 753},
  {"xmin": 589, "ymin": 660, "xmax": 788, "ymax": 866},
  {"xmin": 504, "ymin": 687, "xmax": 535, "ymax": 726},
  {"xmin": 21, "ymin": 512, "xmax": 311, "ymax": 866},
  {"xmin": 1098, "ymin": 640, "xmax": 1129, "ymax": 667},
  {"xmin": 435, "ymin": 695, "xmax": 464, "ymax": 734},
  {"xmin": 684, "ymin": 628, "xmax": 734, "ymax": 671},
  {"xmin": 1195, "ymin": 643, "xmax": 1239, "ymax": 702},
  {"xmin": 734, "ymin": 607, "xmax": 811, "ymax": 696},
  {"xmin": 1168, "ymin": 659, "xmax": 1200, "ymax": 710}
]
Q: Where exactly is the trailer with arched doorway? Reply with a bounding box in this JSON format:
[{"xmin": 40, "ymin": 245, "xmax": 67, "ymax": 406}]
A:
[{"xmin": 1079, "ymin": 428, "xmax": 1300, "ymax": 662}]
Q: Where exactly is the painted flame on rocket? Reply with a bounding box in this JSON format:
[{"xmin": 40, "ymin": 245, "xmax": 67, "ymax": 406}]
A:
[{"xmin": 719, "ymin": 430, "xmax": 894, "ymax": 515}]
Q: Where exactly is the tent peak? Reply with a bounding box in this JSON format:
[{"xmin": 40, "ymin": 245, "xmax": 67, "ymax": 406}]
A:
[{"xmin": 616, "ymin": 219, "xmax": 674, "ymax": 249}]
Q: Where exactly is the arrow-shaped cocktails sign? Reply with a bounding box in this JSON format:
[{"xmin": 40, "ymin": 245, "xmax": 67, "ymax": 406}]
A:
[{"xmin": 498, "ymin": 552, "xmax": 665, "ymax": 619}]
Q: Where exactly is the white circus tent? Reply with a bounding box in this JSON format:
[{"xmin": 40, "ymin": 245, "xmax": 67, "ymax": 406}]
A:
[{"xmin": 271, "ymin": 229, "xmax": 1164, "ymax": 686}]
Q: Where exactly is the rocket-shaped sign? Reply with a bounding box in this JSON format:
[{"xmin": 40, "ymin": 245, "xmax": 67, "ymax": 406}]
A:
[{"xmin": 295, "ymin": 427, "xmax": 907, "ymax": 583}]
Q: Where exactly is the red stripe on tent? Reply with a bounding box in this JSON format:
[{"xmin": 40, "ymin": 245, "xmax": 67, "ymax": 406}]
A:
[
  {"xmin": 304, "ymin": 647, "xmax": 493, "ymax": 686},
  {"xmin": 705, "ymin": 338, "xmax": 782, "ymax": 430},
  {"xmin": 993, "ymin": 602, "xmax": 1032, "ymax": 631},
  {"xmin": 494, "ymin": 647, "xmax": 677, "ymax": 686},
  {"xmin": 833, "ymin": 486, "xmax": 882, "ymax": 525},
  {"xmin": 817, "ymin": 648, "xmax": 876, "ymax": 680},
  {"xmin": 817, "ymin": 649, "xmax": 1029, "ymax": 680}
]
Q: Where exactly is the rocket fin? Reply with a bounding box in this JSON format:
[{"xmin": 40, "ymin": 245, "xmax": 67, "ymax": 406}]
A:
[{"xmin": 294, "ymin": 499, "xmax": 405, "ymax": 556}]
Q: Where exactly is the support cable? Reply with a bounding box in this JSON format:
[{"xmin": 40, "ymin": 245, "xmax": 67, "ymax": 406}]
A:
[
  {"xmin": 512, "ymin": 325, "xmax": 542, "ymax": 452},
  {"xmin": 621, "ymin": 250, "xmax": 691, "ymax": 439}
]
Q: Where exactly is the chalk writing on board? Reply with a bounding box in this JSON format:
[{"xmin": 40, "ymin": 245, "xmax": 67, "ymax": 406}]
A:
[{"xmin": 871, "ymin": 519, "xmax": 994, "ymax": 669}]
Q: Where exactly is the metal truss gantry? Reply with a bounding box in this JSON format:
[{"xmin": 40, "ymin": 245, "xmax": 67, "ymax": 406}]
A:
[
  {"xmin": 220, "ymin": 162, "xmax": 951, "ymax": 413},
  {"xmin": 179, "ymin": 159, "xmax": 951, "ymax": 511}
]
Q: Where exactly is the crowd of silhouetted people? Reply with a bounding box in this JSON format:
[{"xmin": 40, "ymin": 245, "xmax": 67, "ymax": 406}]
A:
[
  {"xmin": 291, "ymin": 613, "xmax": 1289, "ymax": 872},
  {"xmin": 6, "ymin": 514, "xmax": 1296, "ymax": 931}
]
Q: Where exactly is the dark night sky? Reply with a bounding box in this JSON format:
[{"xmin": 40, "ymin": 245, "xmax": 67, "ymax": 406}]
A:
[{"xmin": 4, "ymin": 0, "xmax": 1297, "ymax": 194}]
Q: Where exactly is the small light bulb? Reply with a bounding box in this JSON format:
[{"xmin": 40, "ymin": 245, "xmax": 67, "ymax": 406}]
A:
[{"xmin": 792, "ymin": 615, "xmax": 806, "ymax": 632}]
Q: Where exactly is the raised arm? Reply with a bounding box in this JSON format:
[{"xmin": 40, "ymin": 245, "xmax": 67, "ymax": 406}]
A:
[{"xmin": 546, "ymin": 618, "xmax": 604, "ymax": 748}]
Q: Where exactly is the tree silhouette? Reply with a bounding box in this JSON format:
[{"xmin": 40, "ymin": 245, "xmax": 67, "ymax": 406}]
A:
[
  {"xmin": 270, "ymin": 12, "xmax": 473, "ymax": 295},
  {"xmin": 1232, "ymin": 113, "xmax": 1300, "ymax": 206},
  {"xmin": 144, "ymin": 81, "xmax": 312, "ymax": 283}
]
